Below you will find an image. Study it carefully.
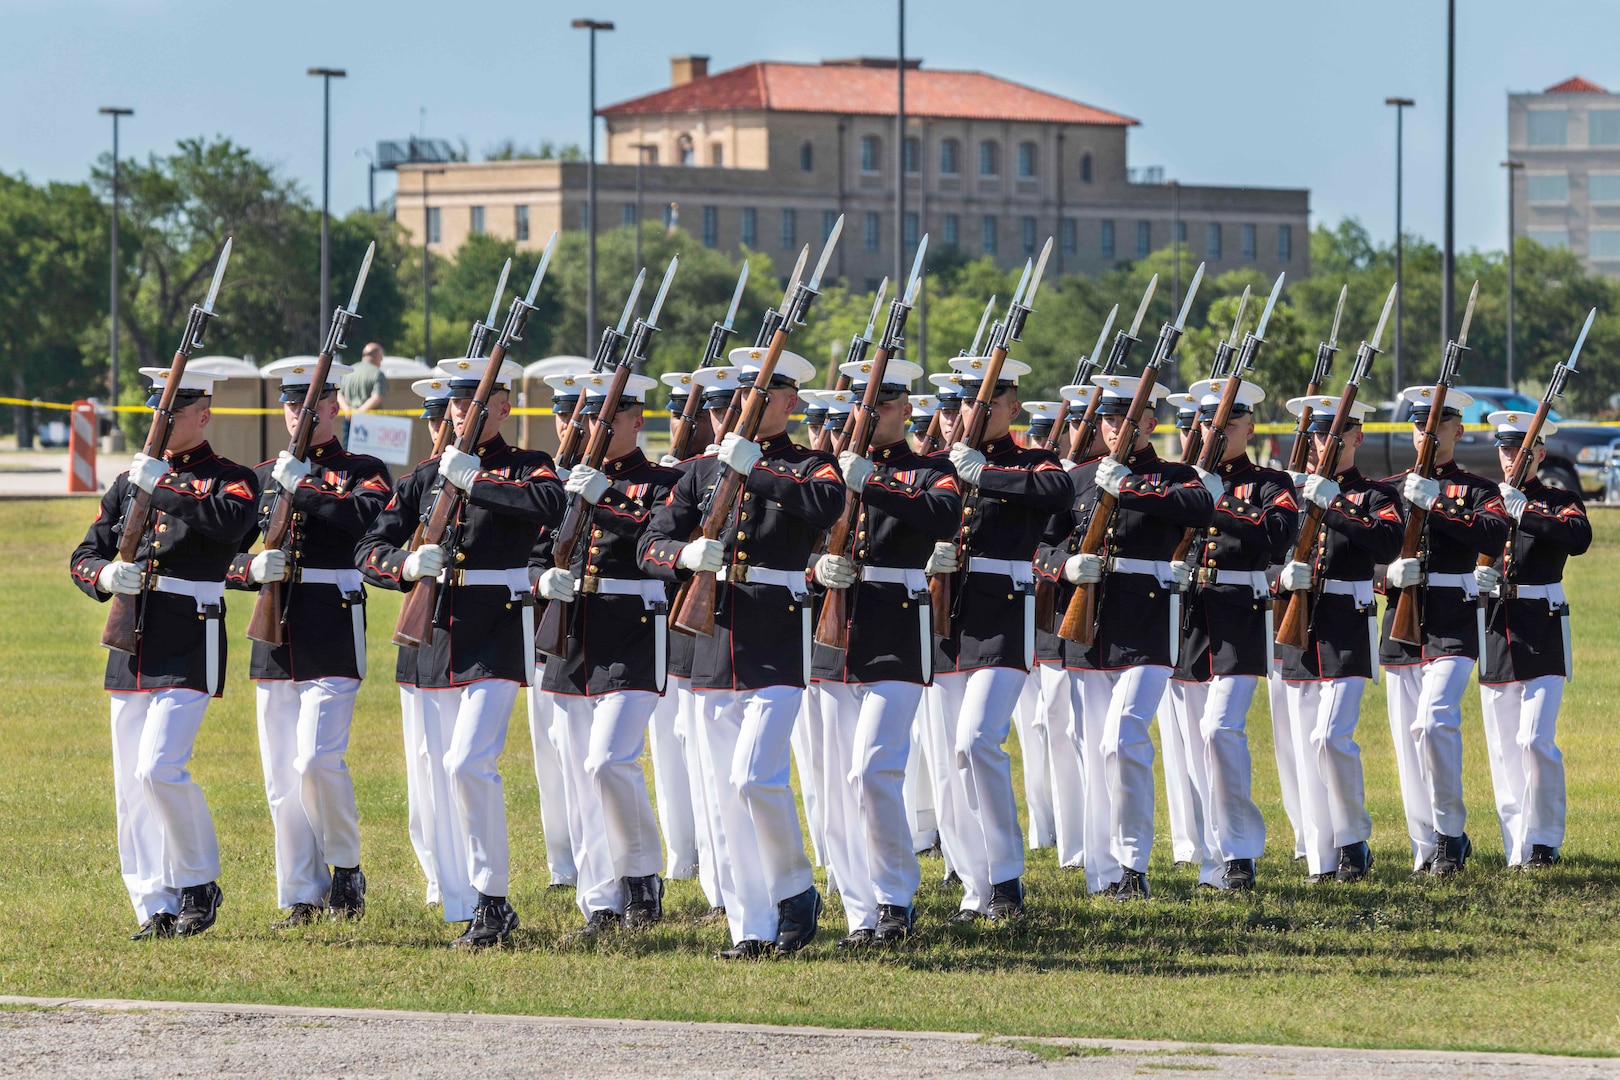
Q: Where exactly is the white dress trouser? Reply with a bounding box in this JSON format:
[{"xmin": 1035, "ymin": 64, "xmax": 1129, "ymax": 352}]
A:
[
  {"xmin": 109, "ymin": 689, "xmax": 219, "ymax": 922},
  {"xmin": 649, "ymin": 687, "xmax": 699, "ymax": 879},
  {"xmin": 1013, "ymin": 669, "xmax": 1057, "ymax": 849},
  {"xmin": 935, "ymin": 667, "xmax": 1028, "ymax": 912},
  {"xmin": 1073, "ymin": 665, "xmax": 1169, "ymax": 885},
  {"xmin": 1285, "ymin": 678, "xmax": 1372, "ymax": 874},
  {"xmin": 1155, "ymin": 682, "xmax": 1198, "ymax": 864},
  {"xmin": 255, "ymin": 677, "xmax": 361, "ymax": 908},
  {"xmin": 1266, "ymin": 668, "xmax": 1306, "ymax": 858},
  {"xmin": 1178, "ymin": 676, "xmax": 1266, "ymax": 864},
  {"xmin": 920, "ymin": 683, "xmax": 968, "ymax": 880},
  {"xmin": 1480, "ymin": 675, "xmax": 1566, "ymax": 865},
  {"xmin": 400, "ymin": 687, "xmax": 440, "ymax": 904},
  {"xmin": 1385, "ymin": 657, "xmax": 1475, "ymax": 868},
  {"xmin": 525, "ymin": 680, "xmax": 577, "ymax": 886},
  {"xmin": 672, "ymin": 678, "xmax": 724, "ymax": 908},
  {"xmin": 1040, "ymin": 661, "xmax": 1086, "ymax": 868},
  {"xmin": 819, "ymin": 681, "xmax": 924, "ymax": 931},
  {"xmin": 903, "ymin": 712, "xmax": 938, "ymax": 853},
  {"xmin": 698, "ymin": 685, "xmax": 814, "ymax": 944},
  {"xmin": 555, "ymin": 690, "xmax": 663, "ymax": 917},
  {"xmin": 443, "ymin": 678, "xmax": 521, "ymax": 899},
  {"xmin": 416, "ymin": 687, "xmax": 476, "ymax": 922},
  {"xmin": 791, "ymin": 688, "xmax": 828, "ymax": 868},
  {"xmin": 1165, "ymin": 680, "xmax": 1221, "ymax": 886}
]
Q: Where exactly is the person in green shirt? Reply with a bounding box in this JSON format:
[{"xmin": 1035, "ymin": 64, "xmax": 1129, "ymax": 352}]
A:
[{"xmin": 339, "ymin": 343, "xmax": 388, "ymax": 446}]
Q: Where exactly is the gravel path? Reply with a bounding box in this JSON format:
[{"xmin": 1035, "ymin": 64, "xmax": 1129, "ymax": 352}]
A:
[{"xmin": 2, "ymin": 997, "xmax": 1615, "ymax": 1078}]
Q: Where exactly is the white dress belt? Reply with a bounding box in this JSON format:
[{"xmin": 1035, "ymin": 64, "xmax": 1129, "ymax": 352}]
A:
[
  {"xmin": 457, "ymin": 567, "xmax": 532, "ymax": 596},
  {"xmin": 586, "ymin": 577, "xmax": 668, "ymax": 607},
  {"xmin": 1320, "ymin": 578, "xmax": 1376, "ymax": 605},
  {"xmin": 148, "ymin": 575, "xmax": 227, "ymax": 607},
  {"xmin": 296, "ymin": 567, "xmax": 363, "ymax": 592},
  {"xmin": 860, "ymin": 565, "xmax": 928, "ymax": 591},
  {"xmin": 967, "ymin": 557, "xmax": 1034, "ymax": 585},
  {"xmin": 717, "ymin": 565, "xmax": 810, "ymax": 599},
  {"xmin": 1198, "ymin": 567, "xmax": 1270, "ymax": 595},
  {"xmin": 1425, "ymin": 571, "xmax": 1480, "ymax": 598},
  {"xmin": 1107, "ymin": 556, "xmax": 1174, "ymax": 588},
  {"xmin": 1499, "ymin": 582, "xmax": 1567, "ymax": 604}
]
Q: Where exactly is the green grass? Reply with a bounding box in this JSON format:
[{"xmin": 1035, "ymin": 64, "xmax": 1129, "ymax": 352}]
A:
[{"xmin": 2, "ymin": 498, "xmax": 1618, "ymax": 1055}]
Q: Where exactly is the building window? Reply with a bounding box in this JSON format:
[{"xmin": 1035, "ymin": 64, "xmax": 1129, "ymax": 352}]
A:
[
  {"xmin": 822, "ymin": 210, "xmax": 838, "ymax": 240},
  {"xmin": 1278, "ymin": 224, "xmax": 1292, "ymax": 262},
  {"xmin": 865, "ymin": 211, "xmax": 881, "ymax": 252},
  {"xmin": 710, "ymin": 144, "xmax": 724, "ymax": 166},
  {"xmin": 1174, "ymin": 219, "xmax": 1187, "ymax": 245},
  {"xmin": 781, "ymin": 208, "xmax": 797, "ymax": 249},
  {"xmin": 1590, "ymin": 173, "xmax": 1620, "ymax": 202},
  {"xmin": 942, "ymin": 213, "xmax": 960, "ymax": 247},
  {"xmin": 800, "ymin": 141, "xmax": 814, "ymax": 171},
  {"xmin": 903, "ymin": 211, "xmax": 919, "ymax": 249},
  {"xmin": 1081, "ymin": 152, "xmax": 1093, "ymax": 184},
  {"xmin": 1020, "ymin": 215, "xmax": 1037, "ymax": 255},
  {"xmin": 1529, "ymin": 229, "xmax": 1570, "ymax": 249},
  {"xmin": 903, "ymin": 136, "xmax": 920, "ymax": 175},
  {"xmin": 740, "ymin": 208, "xmax": 757, "ymax": 248},
  {"xmin": 426, "ymin": 206, "xmax": 441, "ymax": 244},
  {"xmin": 702, "ymin": 205, "xmax": 719, "ymax": 248},
  {"xmin": 1136, "ymin": 220, "xmax": 1151, "ymax": 257},
  {"xmin": 678, "ymin": 135, "xmax": 694, "ymax": 165},
  {"xmin": 1591, "ymin": 110, "xmax": 1620, "ymax": 146},
  {"xmin": 1060, "ymin": 217, "xmax": 1077, "ymax": 255},
  {"xmin": 642, "ymin": 145, "xmax": 659, "ymax": 165},
  {"xmin": 1100, "ymin": 219, "xmax": 1115, "ymax": 259},
  {"xmin": 1242, "ymin": 223, "xmax": 1257, "ymax": 261},
  {"xmin": 1590, "ymin": 229, "xmax": 1620, "ymax": 258},
  {"xmin": 940, "ymin": 138, "xmax": 960, "ymax": 175},
  {"xmin": 622, "ymin": 203, "xmax": 637, "ymax": 227},
  {"xmin": 1206, "ymin": 222, "xmax": 1222, "ymax": 261},
  {"xmin": 981, "ymin": 215, "xmax": 998, "ymax": 254},
  {"xmin": 1017, "ymin": 142, "xmax": 1037, "ymax": 178},
  {"xmin": 1526, "ymin": 110, "xmax": 1568, "ymax": 146},
  {"xmin": 979, "ymin": 140, "xmax": 1000, "ymax": 176},
  {"xmin": 469, "ymin": 206, "xmax": 485, "ymax": 235},
  {"xmin": 1527, "ymin": 172, "xmax": 1570, "ymax": 203},
  {"xmin": 514, "ymin": 204, "xmax": 529, "ymax": 242},
  {"xmin": 860, "ymin": 135, "xmax": 881, "ymax": 173}
]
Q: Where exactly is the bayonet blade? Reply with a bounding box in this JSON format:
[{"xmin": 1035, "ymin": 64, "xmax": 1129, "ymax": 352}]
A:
[
  {"xmin": 1565, "ymin": 308, "xmax": 1597, "ymax": 374},
  {"xmin": 1174, "ymin": 262, "xmax": 1205, "ymax": 330},
  {"xmin": 1228, "ymin": 286, "xmax": 1252, "ymax": 347},
  {"xmin": 1010, "ymin": 260, "xmax": 1032, "ymax": 308},
  {"xmin": 616, "ymin": 269, "xmax": 646, "ymax": 335},
  {"xmin": 723, "ymin": 261, "xmax": 749, "ymax": 330},
  {"xmin": 1369, "ymin": 283, "xmax": 1399, "ymax": 351},
  {"xmin": 903, "ymin": 234, "xmax": 929, "ymax": 306},
  {"xmin": 1129, "ymin": 275, "xmax": 1158, "ymax": 337},
  {"xmin": 345, "ymin": 242, "xmax": 376, "ymax": 313},
  {"xmin": 202, "ymin": 237, "xmax": 232, "ymax": 313},
  {"xmin": 1023, "ymin": 237, "xmax": 1054, "ymax": 309},
  {"xmin": 524, "ymin": 232, "xmax": 559, "ymax": 305},
  {"xmin": 808, "ymin": 215, "xmax": 843, "ymax": 290},
  {"xmin": 1253, "ymin": 271, "xmax": 1286, "ymax": 339},
  {"xmin": 968, "ymin": 296, "xmax": 996, "ymax": 355},
  {"xmin": 865, "ymin": 277, "xmax": 888, "ymax": 339},
  {"xmin": 646, "ymin": 254, "xmax": 679, "ymax": 329},
  {"xmin": 1090, "ymin": 304, "xmax": 1120, "ymax": 365},
  {"xmin": 1456, "ymin": 280, "xmax": 1481, "ymax": 347},
  {"xmin": 780, "ymin": 246, "xmax": 809, "ymax": 315},
  {"xmin": 486, "ymin": 259, "xmax": 513, "ymax": 328},
  {"xmin": 1328, "ymin": 284, "xmax": 1348, "ymax": 349}
]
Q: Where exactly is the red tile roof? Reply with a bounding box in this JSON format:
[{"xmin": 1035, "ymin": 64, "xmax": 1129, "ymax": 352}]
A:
[
  {"xmin": 1545, "ymin": 75, "xmax": 1607, "ymax": 94},
  {"xmin": 599, "ymin": 61, "xmax": 1138, "ymax": 126}
]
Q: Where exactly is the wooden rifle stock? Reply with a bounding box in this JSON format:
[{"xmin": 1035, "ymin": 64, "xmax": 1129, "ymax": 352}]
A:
[
  {"xmin": 1388, "ymin": 385, "xmax": 1450, "ymax": 647},
  {"xmin": 1287, "ymin": 384, "xmax": 1321, "ymax": 474},
  {"xmin": 1168, "ymin": 372, "xmax": 1246, "ymax": 566},
  {"xmin": 1273, "ymin": 383, "xmax": 1363, "ymax": 650},
  {"xmin": 1476, "ymin": 399, "xmax": 1552, "ymax": 572}
]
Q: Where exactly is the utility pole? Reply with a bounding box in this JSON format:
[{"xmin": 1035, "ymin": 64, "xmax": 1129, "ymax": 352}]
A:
[
  {"xmin": 1387, "ymin": 97, "xmax": 1415, "ymax": 394},
  {"xmin": 308, "ymin": 68, "xmax": 348, "ymax": 335},
  {"xmin": 99, "ymin": 106, "xmax": 134, "ymax": 452},
  {"xmin": 572, "ymin": 18, "xmax": 615, "ymax": 350},
  {"xmin": 1503, "ymin": 159, "xmax": 1525, "ymax": 388},
  {"xmin": 1442, "ymin": 0, "xmax": 1457, "ymax": 349},
  {"xmin": 895, "ymin": 0, "xmax": 906, "ymax": 287}
]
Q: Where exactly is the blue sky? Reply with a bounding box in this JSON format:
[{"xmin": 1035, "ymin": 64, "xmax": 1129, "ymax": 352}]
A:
[{"xmin": 5, "ymin": 0, "xmax": 1615, "ymax": 254}]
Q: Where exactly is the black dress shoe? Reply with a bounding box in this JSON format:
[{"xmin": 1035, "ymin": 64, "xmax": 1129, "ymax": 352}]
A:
[
  {"xmin": 946, "ymin": 908, "xmax": 985, "ymax": 925},
  {"xmin": 1335, "ymin": 841, "xmax": 1373, "ymax": 883},
  {"xmin": 1430, "ymin": 832, "xmax": 1470, "ymax": 877},
  {"xmin": 988, "ymin": 878, "xmax": 1025, "ymax": 920},
  {"xmin": 569, "ymin": 908, "xmax": 623, "ymax": 942},
  {"xmin": 873, "ymin": 903, "xmax": 913, "ymax": 943},
  {"xmin": 695, "ymin": 905, "xmax": 727, "ymax": 926},
  {"xmin": 836, "ymin": 928, "xmax": 876, "ymax": 949},
  {"xmin": 624, "ymin": 874, "xmax": 664, "ymax": 929},
  {"xmin": 716, "ymin": 938, "xmax": 771, "ymax": 961},
  {"xmin": 130, "ymin": 912, "xmax": 177, "ymax": 941},
  {"xmin": 272, "ymin": 903, "xmax": 324, "ymax": 930},
  {"xmin": 1110, "ymin": 869, "xmax": 1150, "ymax": 902},
  {"xmin": 451, "ymin": 897, "xmax": 519, "ymax": 950},
  {"xmin": 1222, "ymin": 859, "xmax": 1257, "ymax": 891},
  {"xmin": 1525, "ymin": 844, "xmax": 1562, "ymax": 869},
  {"xmin": 176, "ymin": 882, "xmax": 223, "ymax": 937},
  {"xmin": 774, "ymin": 887, "xmax": 822, "ymax": 954},
  {"xmin": 328, "ymin": 866, "xmax": 366, "ymax": 921},
  {"xmin": 941, "ymin": 869, "xmax": 961, "ymax": 888}
]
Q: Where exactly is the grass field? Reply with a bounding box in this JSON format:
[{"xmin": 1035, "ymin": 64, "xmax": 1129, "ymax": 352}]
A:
[{"xmin": 2, "ymin": 497, "xmax": 1617, "ymax": 1055}]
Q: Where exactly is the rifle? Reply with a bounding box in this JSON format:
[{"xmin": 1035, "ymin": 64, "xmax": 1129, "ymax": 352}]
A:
[
  {"xmin": 535, "ymin": 256, "xmax": 679, "ymax": 660},
  {"xmin": 246, "ymin": 242, "xmax": 376, "ymax": 646},
  {"xmin": 817, "ymin": 280, "xmax": 887, "ymax": 454},
  {"xmin": 671, "ymin": 217, "xmax": 844, "ymax": 636},
  {"xmin": 1287, "ymin": 284, "xmax": 1349, "ymax": 474},
  {"xmin": 102, "ymin": 239, "xmax": 234, "ymax": 654},
  {"xmin": 1169, "ymin": 272, "xmax": 1285, "ymax": 566},
  {"xmin": 1057, "ymin": 262, "xmax": 1206, "ymax": 645},
  {"xmin": 918, "ymin": 297, "xmax": 996, "ymax": 457},
  {"xmin": 814, "ymin": 238, "xmax": 927, "ymax": 650},
  {"xmin": 929, "ymin": 238, "xmax": 1054, "ymax": 638},
  {"xmin": 1046, "ymin": 304, "xmax": 1120, "ymax": 453},
  {"xmin": 669, "ymin": 262, "xmax": 749, "ymax": 461},
  {"xmin": 557, "ymin": 270, "xmax": 645, "ymax": 471},
  {"xmin": 1066, "ymin": 281, "xmax": 1157, "ymax": 468},
  {"xmin": 712, "ymin": 247, "xmax": 805, "ymax": 444},
  {"xmin": 1274, "ymin": 283, "xmax": 1398, "ymax": 650},
  {"xmin": 1180, "ymin": 285, "xmax": 1250, "ymax": 469},
  {"xmin": 392, "ymin": 236, "xmax": 559, "ymax": 648},
  {"xmin": 1388, "ymin": 280, "xmax": 1480, "ymax": 646}
]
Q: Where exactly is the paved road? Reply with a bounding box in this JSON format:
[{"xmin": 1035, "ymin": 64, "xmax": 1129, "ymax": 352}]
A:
[
  {"xmin": 0, "ymin": 450, "xmax": 118, "ymax": 497},
  {"xmin": 2, "ymin": 997, "xmax": 1614, "ymax": 1078}
]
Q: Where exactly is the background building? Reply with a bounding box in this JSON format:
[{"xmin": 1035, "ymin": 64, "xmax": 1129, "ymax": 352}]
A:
[
  {"xmin": 396, "ymin": 56, "xmax": 1309, "ymax": 285},
  {"xmin": 1508, "ymin": 75, "xmax": 1620, "ymax": 276}
]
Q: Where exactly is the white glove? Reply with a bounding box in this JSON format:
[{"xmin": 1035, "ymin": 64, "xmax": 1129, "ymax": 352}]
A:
[
  {"xmin": 1194, "ymin": 466, "xmax": 1226, "ymax": 506},
  {"xmin": 659, "ymin": 454, "xmax": 681, "ymax": 468},
  {"xmin": 127, "ymin": 452, "xmax": 167, "ymax": 494},
  {"xmin": 1169, "ymin": 559, "xmax": 1193, "ymax": 588},
  {"xmin": 1060, "ymin": 458, "xmax": 1082, "ymax": 473},
  {"xmin": 555, "ymin": 466, "xmax": 572, "ymax": 483},
  {"xmin": 702, "ymin": 443, "xmax": 721, "ymax": 457},
  {"xmin": 1302, "ymin": 474, "xmax": 1340, "ymax": 511},
  {"xmin": 439, "ymin": 446, "xmax": 481, "ymax": 491},
  {"xmin": 271, "ymin": 451, "xmax": 311, "ymax": 494},
  {"xmin": 97, "ymin": 560, "xmax": 143, "ymax": 596},
  {"xmin": 249, "ymin": 548, "xmax": 289, "ymax": 584},
  {"xmin": 1095, "ymin": 457, "xmax": 1130, "ymax": 496},
  {"xmin": 948, "ymin": 443, "xmax": 986, "ymax": 487},
  {"xmin": 1062, "ymin": 552, "xmax": 1104, "ymax": 585},
  {"xmin": 1403, "ymin": 473, "xmax": 1440, "ymax": 511},
  {"xmin": 838, "ymin": 451, "xmax": 875, "ymax": 494},
  {"xmin": 565, "ymin": 464, "xmax": 611, "ymax": 505},
  {"xmin": 717, "ymin": 432, "xmax": 762, "ymax": 476},
  {"xmin": 814, "ymin": 554, "xmax": 857, "ymax": 589},
  {"xmin": 1386, "ymin": 557, "xmax": 1422, "ymax": 590},
  {"xmin": 1279, "ymin": 560, "xmax": 1313, "ymax": 592},
  {"xmin": 925, "ymin": 541, "xmax": 960, "ymax": 575},
  {"xmin": 537, "ymin": 566, "xmax": 576, "ymax": 602},
  {"xmin": 1474, "ymin": 564, "xmax": 1502, "ymax": 595},
  {"xmin": 1287, "ymin": 470, "xmax": 1311, "ymax": 491},
  {"xmin": 1498, "ymin": 482, "xmax": 1527, "ymax": 522},
  {"xmin": 677, "ymin": 537, "xmax": 725, "ymax": 573},
  {"xmin": 403, "ymin": 544, "xmax": 447, "ymax": 582}
]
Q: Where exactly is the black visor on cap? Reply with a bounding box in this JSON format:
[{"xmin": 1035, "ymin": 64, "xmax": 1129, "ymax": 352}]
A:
[
  {"xmin": 738, "ymin": 373, "xmax": 798, "ymax": 391},
  {"xmin": 420, "ymin": 400, "xmax": 449, "ymax": 420},
  {"xmin": 851, "ymin": 381, "xmax": 910, "ymax": 403},
  {"xmin": 1409, "ymin": 404, "xmax": 1461, "ymax": 422},
  {"xmin": 578, "ymin": 395, "xmax": 642, "ymax": 417},
  {"xmin": 1494, "ymin": 431, "xmax": 1534, "ymax": 447},
  {"xmin": 1093, "ymin": 397, "xmax": 1133, "ymax": 416},
  {"xmin": 278, "ymin": 383, "xmax": 337, "ymax": 404},
  {"xmin": 1175, "ymin": 411, "xmax": 1197, "ymax": 431},
  {"xmin": 448, "ymin": 379, "xmax": 510, "ymax": 399},
  {"xmin": 1306, "ymin": 414, "xmax": 1359, "ymax": 434},
  {"xmin": 147, "ymin": 388, "xmax": 208, "ymax": 409},
  {"xmin": 667, "ymin": 391, "xmax": 689, "ymax": 410},
  {"xmin": 957, "ymin": 378, "xmax": 1017, "ymax": 395},
  {"xmin": 1198, "ymin": 403, "xmax": 1252, "ymax": 422},
  {"xmin": 702, "ymin": 389, "xmax": 736, "ymax": 407}
]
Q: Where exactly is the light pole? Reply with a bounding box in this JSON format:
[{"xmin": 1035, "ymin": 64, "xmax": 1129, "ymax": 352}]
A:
[
  {"xmin": 308, "ymin": 67, "xmax": 347, "ymax": 334},
  {"xmin": 1386, "ymin": 97, "xmax": 1414, "ymax": 394},
  {"xmin": 420, "ymin": 167, "xmax": 446, "ymax": 360},
  {"xmin": 631, "ymin": 142, "xmax": 655, "ymax": 270},
  {"xmin": 572, "ymin": 18, "xmax": 614, "ymax": 351},
  {"xmin": 1503, "ymin": 159, "xmax": 1525, "ymax": 389},
  {"xmin": 895, "ymin": 0, "xmax": 906, "ymax": 286},
  {"xmin": 1169, "ymin": 179, "xmax": 1181, "ymax": 317},
  {"xmin": 1442, "ymin": 0, "xmax": 1457, "ymax": 348},
  {"xmin": 356, "ymin": 148, "xmax": 377, "ymax": 213},
  {"xmin": 99, "ymin": 106, "xmax": 133, "ymax": 452}
]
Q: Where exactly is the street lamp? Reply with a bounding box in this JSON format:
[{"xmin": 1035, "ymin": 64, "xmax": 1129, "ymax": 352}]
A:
[
  {"xmin": 308, "ymin": 67, "xmax": 347, "ymax": 335},
  {"xmin": 356, "ymin": 148, "xmax": 377, "ymax": 213},
  {"xmin": 631, "ymin": 142, "xmax": 656, "ymax": 270},
  {"xmin": 99, "ymin": 106, "xmax": 134, "ymax": 453},
  {"xmin": 420, "ymin": 167, "xmax": 447, "ymax": 360},
  {"xmin": 1386, "ymin": 97, "xmax": 1415, "ymax": 394},
  {"xmin": 1503, "ymin": 159, "xmax": 1526, "ymax": 389},
  {"xmin": 1442, "ymin": 0, "xmax": 1457, "ymax": 349},
  {"xmin": 572, "ymin": 18, "xmax": 614, "ymax": 351},
  {"xmin": 895, "ymin": 0, "xmax": 907, "ymax": 286}
]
